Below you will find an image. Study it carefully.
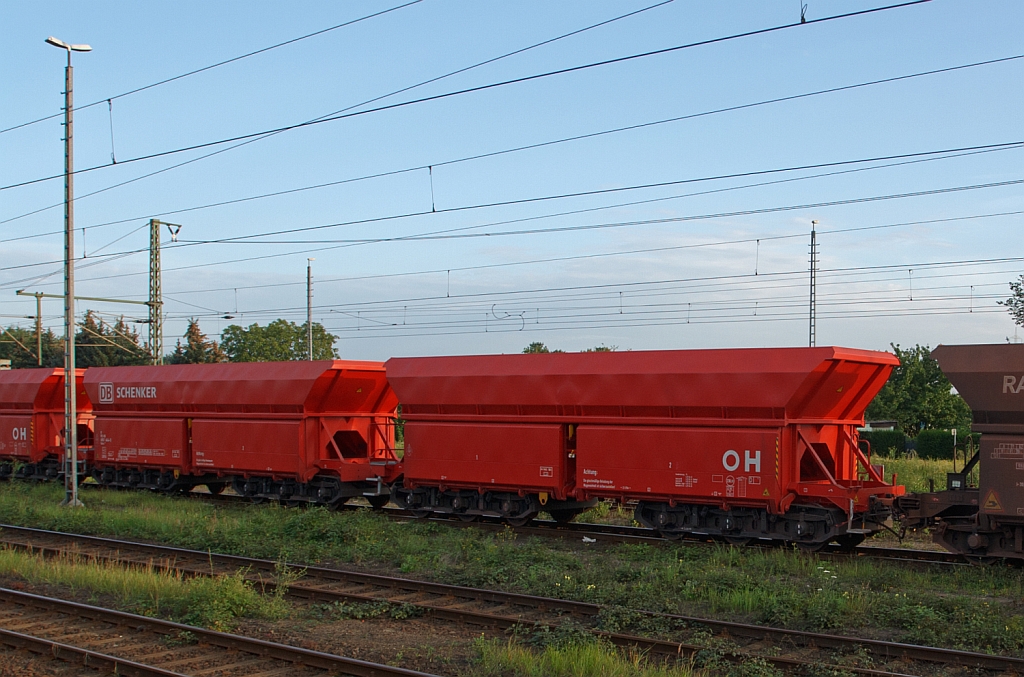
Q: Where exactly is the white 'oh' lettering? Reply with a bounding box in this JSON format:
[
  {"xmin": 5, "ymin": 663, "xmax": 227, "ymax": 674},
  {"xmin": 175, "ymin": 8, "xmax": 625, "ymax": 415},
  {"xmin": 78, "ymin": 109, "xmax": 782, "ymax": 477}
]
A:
[
  {"xmin": 722, "ymin": 449, "xmax": 740, "ymax": 472},
  {"xmin": 744, "ymin": 449, "xmax": 761, "ymax": 473}
]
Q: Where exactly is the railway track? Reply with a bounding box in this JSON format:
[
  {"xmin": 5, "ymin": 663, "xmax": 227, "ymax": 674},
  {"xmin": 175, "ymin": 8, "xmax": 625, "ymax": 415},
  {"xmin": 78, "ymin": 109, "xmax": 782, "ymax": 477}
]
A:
[
  {"xmin": 0, "ymin": 585, "xmax": 437, "ymax": 677},
  {"xmin": 189, "ymin": 489, "xmax": 969, "ymax": 566},
  {"xmin": 0, "ymin": 523, "xmax": 1015, "ymax": 676}
]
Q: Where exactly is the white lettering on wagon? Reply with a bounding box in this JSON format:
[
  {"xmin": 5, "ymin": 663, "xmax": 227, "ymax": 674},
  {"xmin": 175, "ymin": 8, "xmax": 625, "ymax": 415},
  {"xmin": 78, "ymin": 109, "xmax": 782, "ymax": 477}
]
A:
[
  {"xmin": 1003, "ymin": 375, "xmax": 1024, "ymax": 394},
  {"xmin": 101, "ymin": 384, "xmax": 158, "ymax": 403}
]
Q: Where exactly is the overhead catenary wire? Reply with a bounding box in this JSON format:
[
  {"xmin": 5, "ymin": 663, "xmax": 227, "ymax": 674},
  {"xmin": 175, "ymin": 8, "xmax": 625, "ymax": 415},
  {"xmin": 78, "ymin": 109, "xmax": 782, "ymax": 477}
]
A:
[
  {"xmin": 0, "ymin": 0, "xmax": 676, "ymax": 231},
  {"xmin": 0, "ymin": 0, "xmax": 932, "ymax": 194},
  {"xmin": 3, "ymin": 175, "xmax": 1021, "ymax": 290},
  {"xmin": 0, "ymin": 0, "xmax": 428, "ymax": 136}
]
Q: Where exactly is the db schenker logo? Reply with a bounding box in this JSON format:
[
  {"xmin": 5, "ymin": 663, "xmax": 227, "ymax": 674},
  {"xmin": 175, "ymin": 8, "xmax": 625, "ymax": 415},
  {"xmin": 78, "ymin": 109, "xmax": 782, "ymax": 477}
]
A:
[{"xmin": 99, "ymin": 383, "xmax": 113, "ymax": 404}]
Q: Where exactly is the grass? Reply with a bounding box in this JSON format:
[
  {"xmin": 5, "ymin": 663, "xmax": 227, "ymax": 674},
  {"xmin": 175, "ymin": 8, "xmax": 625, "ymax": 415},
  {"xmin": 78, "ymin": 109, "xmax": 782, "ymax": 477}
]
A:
[
  {"xmin": 0, "ymin": 545, "xmax": 288, "ymax": 630},
  {"xmin": 2, "ymin": 479, "xmax": 1023, "ymax": 656},
  {"xmin": 873, "ymin": 454, "xmax": 977, "ymax": 493},
  {"xmin": 472, "ymin": 637, "xmax": 700, "ymax": 677}
]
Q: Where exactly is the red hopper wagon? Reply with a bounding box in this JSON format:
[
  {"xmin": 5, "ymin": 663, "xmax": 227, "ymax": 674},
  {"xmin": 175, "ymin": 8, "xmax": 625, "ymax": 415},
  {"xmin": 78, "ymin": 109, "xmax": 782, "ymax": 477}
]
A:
[
  {"xmin": 84, "ymin": 361, "xmax": 399, "ymax": 507},
  {"xmin": 0, "ymin": 368, "xmax": 92, "ymax": 481},
  {"xmin": 387, "ymin": 347, "xmax": 903, "ymax": 548}
]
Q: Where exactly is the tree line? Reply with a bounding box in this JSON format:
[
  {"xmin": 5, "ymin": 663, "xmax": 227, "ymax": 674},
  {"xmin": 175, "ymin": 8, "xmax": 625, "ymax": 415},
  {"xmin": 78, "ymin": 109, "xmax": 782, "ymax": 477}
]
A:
[{"xmin": 0, "ymin": 314, "xmax": 336, "ymax": 368}]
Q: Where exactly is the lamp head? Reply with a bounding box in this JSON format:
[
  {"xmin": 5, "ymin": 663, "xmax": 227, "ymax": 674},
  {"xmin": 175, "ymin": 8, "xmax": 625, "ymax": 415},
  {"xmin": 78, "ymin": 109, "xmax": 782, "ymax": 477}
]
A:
[{"xmin": 45, "ymin": 36, "xmax": 92, "ymax": 52}]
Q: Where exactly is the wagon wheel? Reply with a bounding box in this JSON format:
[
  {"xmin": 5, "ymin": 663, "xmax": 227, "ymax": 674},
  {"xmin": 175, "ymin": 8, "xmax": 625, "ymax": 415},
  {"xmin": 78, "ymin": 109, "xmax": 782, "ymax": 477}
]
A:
[
  {"xmin": 249, "ymin": 496, "xmax": 268, "ymax": 505},
  {"xmin": 281, "ymin": 498, "xmax": 304, "ymax": 508},
  {"xmin": 205, "ymin": 483, "xmax": 226, "ymax": 495},
  {"xmin": 457, "ymin": 513, "xmax": 479, "ymax": 522},
  {"xmin": 411, "ymin": 509, "xmax": 432, "ymax": 519},
  {"xmin": 505, "ymin": 512, "xmax": 537, "ymax": 528},
  {"xmin": 723, "ymin": 536, "xmax": 752, "ymax": 547},
  {"xmin": 366, "ymin": 495, "xmax": 390, "ymax": 510},
  {"xmin": 656, "ymin": 529, "xmax": 685, "ymax": 541},
  {"xmin": 965, "ymin": 555, "xmax": 1000, "ymax": 566},
  {"xmin": 794, "ymin": 540, "xmax": 828, "ymax": 553},
  {"xmin": 833, "ymin": 533, "xmax": 866, "ymax": 552},
  {"xmin": 548, "ymin": 509, "xmax": 580, "ymax": 524}
]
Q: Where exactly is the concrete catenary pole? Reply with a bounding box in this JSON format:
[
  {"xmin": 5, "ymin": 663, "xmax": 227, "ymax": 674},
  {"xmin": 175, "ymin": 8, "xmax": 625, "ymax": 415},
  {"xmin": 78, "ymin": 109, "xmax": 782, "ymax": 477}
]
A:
[
  {"xmin": 46, "ymin": 36, "xmax": 91, "ymax": 508},
  {"xmin": 307, "ymin": 258, "xmax": 315, "ymax": 360}
]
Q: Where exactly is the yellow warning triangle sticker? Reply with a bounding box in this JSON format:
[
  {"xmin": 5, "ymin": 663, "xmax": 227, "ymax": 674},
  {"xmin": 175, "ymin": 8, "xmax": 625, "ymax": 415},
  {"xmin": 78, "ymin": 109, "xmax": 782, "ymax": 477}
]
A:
[
  {"xmin": 983, "ymin": 489, "xmax": 1003, "ymax": 512},
  {"xmin": 762, "ymin": 488, "xmax": 770, "ymax": 497}
]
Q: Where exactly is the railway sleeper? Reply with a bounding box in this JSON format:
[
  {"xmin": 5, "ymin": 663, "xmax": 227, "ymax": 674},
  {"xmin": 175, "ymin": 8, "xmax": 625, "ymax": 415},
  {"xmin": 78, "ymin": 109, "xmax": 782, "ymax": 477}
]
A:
[
  {"xmin": 634, "ymin": 501, "xmax": 881, "ymax": 551},
  {"xmin": 391, "ymin": 484, "xmax": 596, "ymax": 527}
]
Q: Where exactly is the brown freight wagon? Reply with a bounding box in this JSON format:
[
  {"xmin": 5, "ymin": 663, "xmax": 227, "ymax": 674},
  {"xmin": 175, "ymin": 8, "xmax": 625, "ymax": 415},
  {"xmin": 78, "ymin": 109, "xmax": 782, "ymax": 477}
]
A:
[{"xmin": 901, "ymin": 344, "xmax": 1024, "ymax": 560}]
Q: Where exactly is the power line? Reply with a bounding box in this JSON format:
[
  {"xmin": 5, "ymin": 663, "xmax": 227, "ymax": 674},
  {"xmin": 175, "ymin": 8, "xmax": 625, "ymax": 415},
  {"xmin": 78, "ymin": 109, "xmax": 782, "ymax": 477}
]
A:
[
  {"xmin": 4, "ymin": 176, "xmax": 1021, "ymax": 289},
  {"xmin": 0, "ymin": 0, "xmax": 931, "ymax": 194},
  {"xmin": 0, "ymin": 0, "xmax": 428, "ymax": 136},
  {"xmin": 0, "ymin": 0, "xmax": 675, "ymax": 231}
]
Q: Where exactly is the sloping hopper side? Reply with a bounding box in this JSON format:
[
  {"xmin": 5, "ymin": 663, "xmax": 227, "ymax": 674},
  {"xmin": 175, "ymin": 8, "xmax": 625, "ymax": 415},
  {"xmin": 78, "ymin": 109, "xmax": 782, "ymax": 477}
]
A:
[
  {"xmin": 84, "ymin": 361, "xmax": 390, "ymax": 415},
  {"xmin": 388, "ymin": 346, "xmax": 896, "ymax": 424},
  {"xmin": 932, "ymin": 344, "xmax": 1024, "ymax": 433},
  {"xmin": 0, "ymin": 368, "xmax": 90, "ymax": 414}
]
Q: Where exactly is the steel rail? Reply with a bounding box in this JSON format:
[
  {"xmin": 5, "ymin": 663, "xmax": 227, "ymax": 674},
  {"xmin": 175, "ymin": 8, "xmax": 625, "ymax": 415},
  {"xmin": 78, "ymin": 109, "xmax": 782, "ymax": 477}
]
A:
[
  {"xmin": 0, "ymin": 586, "xmax": 439, "ymax": 677},
  {"xmin": 0, "ymin": 523, "xmax": 1015, "ymax": 674},
  {"xmin": 0, "ymin": 626, "xmax": 188, "ymax": 677}
]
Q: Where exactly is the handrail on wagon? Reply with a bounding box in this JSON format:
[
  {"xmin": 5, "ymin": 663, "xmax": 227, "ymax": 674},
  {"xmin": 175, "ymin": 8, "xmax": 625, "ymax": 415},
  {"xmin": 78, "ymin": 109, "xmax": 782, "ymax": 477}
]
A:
[{"xmin": 841, "ymin": 427, "xmax": 887, "ymax": 485}]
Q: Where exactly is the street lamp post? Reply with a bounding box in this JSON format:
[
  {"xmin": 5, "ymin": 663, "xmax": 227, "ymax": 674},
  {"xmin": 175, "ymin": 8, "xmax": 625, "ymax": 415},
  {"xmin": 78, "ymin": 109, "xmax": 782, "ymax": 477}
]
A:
[{"xmin": 46, "ymin": 36, "xmax": 91, "ymax": 508}]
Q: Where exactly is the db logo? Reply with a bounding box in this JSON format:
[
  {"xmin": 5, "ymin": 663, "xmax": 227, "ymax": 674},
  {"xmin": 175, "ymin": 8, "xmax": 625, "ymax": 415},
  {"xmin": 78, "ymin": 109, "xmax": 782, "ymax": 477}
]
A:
[{"xmin": 99, "ymin": 383, "xmax": 114, "ymax": 404}]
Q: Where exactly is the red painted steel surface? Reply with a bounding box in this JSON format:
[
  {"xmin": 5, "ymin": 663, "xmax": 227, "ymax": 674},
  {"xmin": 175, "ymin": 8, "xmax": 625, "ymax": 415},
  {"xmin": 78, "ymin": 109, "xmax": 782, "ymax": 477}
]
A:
[
  {"xmin": 95, "ymin": 418, "xmax": 185, "ymax": 466},
  {"xmin": 83, "ymin": 361, "xmax": 399, "ymax": 483},
  {"xmin": 403, "ymin": 423, "xmax": 568, "ymax": 497},
  {"xmin": 576, "ymin": 426, "xmax": 781, "ymax": 504},
  {"xmin": 0, "ymin": 369, "xmax": 91, "ymax": 463},
  {"xmin": 387, "ymin": 347, "xmax": 900, "ymax": 513}
]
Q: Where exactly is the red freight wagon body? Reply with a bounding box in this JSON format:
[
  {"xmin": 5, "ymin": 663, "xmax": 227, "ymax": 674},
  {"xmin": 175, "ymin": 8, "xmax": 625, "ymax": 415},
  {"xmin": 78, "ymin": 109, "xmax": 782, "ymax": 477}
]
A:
[
  {"xmin": 84, "ymin": 361, "xmax": 399, "ymax": 506},
  {"xmin": 387, "ymin": 347, "xmax": 903, "ymax": 547},
  {"xmin": 0, "ymin": 369, "xmax": 92, "ymax": 481}
]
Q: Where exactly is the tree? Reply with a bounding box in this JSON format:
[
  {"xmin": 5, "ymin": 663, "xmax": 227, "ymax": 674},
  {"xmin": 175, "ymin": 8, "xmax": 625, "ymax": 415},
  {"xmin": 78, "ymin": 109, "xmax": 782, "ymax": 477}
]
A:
[
  {"xmin": 167, "ymin": 319, "xmax": 227, "ymax": 364},
  {"xmin": 0, "ymin": 312, "xmax": 150, "ymax": 369},
  {"xmin": 865, "ymin": 344, "xmax": 971, "ymax": 437},
  {"xmin": 999, "ymin": 275, "xmax": 1024, "ymax": 328},
  {"xmin": 221, "ymin": 319, "xmax": 338, "ymax": 362},
  {"xmin": 583, "ymin": 345, "xmax": 616, "ymax": 352},
  {"xmin": 522, "ymin": 342, "xmax": 564, "ymax": 354},
  {"xmin": 75, "ymin": 311, "xmax": 152, "ymax": 367},
  {"xmin": 0, "ymin": 326, "xmax": 62, "ymax": 368}
]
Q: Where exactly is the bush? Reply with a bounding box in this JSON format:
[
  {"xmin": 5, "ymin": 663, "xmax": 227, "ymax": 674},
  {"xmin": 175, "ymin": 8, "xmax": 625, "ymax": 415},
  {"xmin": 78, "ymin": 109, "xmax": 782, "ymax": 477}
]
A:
[
  {"xmin": 916, "ymin": 429, "xmax": 954, "ymax": 460},
  {"xmin": 859, "ymin": 429, "xmax": 906, "ymax": 457}
]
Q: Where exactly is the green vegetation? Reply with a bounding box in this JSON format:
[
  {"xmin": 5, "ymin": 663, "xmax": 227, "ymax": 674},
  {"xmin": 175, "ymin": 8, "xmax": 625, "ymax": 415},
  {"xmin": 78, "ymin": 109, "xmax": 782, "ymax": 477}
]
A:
[
  {"xmin": 0, "ymin": 546, "xmax": 287, "ymax": 630},
  {"xmin": 1, "ymin": 310, "xmax": 152, "ymax": 368},
  {"xmin": 167, "ymin": 318, "xmax": 227, "ymax": 363},
  {"xmin": 999, "ymin": 274, "xmax": 1024, "ymax": 327},
  {"xmin": 221, "ymin": 319, "xmax": 337, "ymax": 361},
  {"xmin": 472, "ymin": 637, "xmax": 696, "ymax": 677},
  {"xmin": 2, "ymin": 481, "xmax": 1023, "ymax": 656},
  {"xmin": 865, "ymin": 344, "xmax": 970, "ymax": 437}
]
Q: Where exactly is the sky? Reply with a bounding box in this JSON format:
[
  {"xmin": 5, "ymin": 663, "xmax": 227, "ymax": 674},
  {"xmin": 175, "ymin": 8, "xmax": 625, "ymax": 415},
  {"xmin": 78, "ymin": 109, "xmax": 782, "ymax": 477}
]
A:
[{"xmin": 1, "ymin": 0, "xmax": 1022, "ymax": 360}]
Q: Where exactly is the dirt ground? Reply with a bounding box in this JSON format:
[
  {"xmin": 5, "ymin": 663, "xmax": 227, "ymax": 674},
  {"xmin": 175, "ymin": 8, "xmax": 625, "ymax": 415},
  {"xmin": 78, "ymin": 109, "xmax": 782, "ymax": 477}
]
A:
[{"xmin": 235, "ymin": 616, "xmax": 480, "ymax": 676}]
